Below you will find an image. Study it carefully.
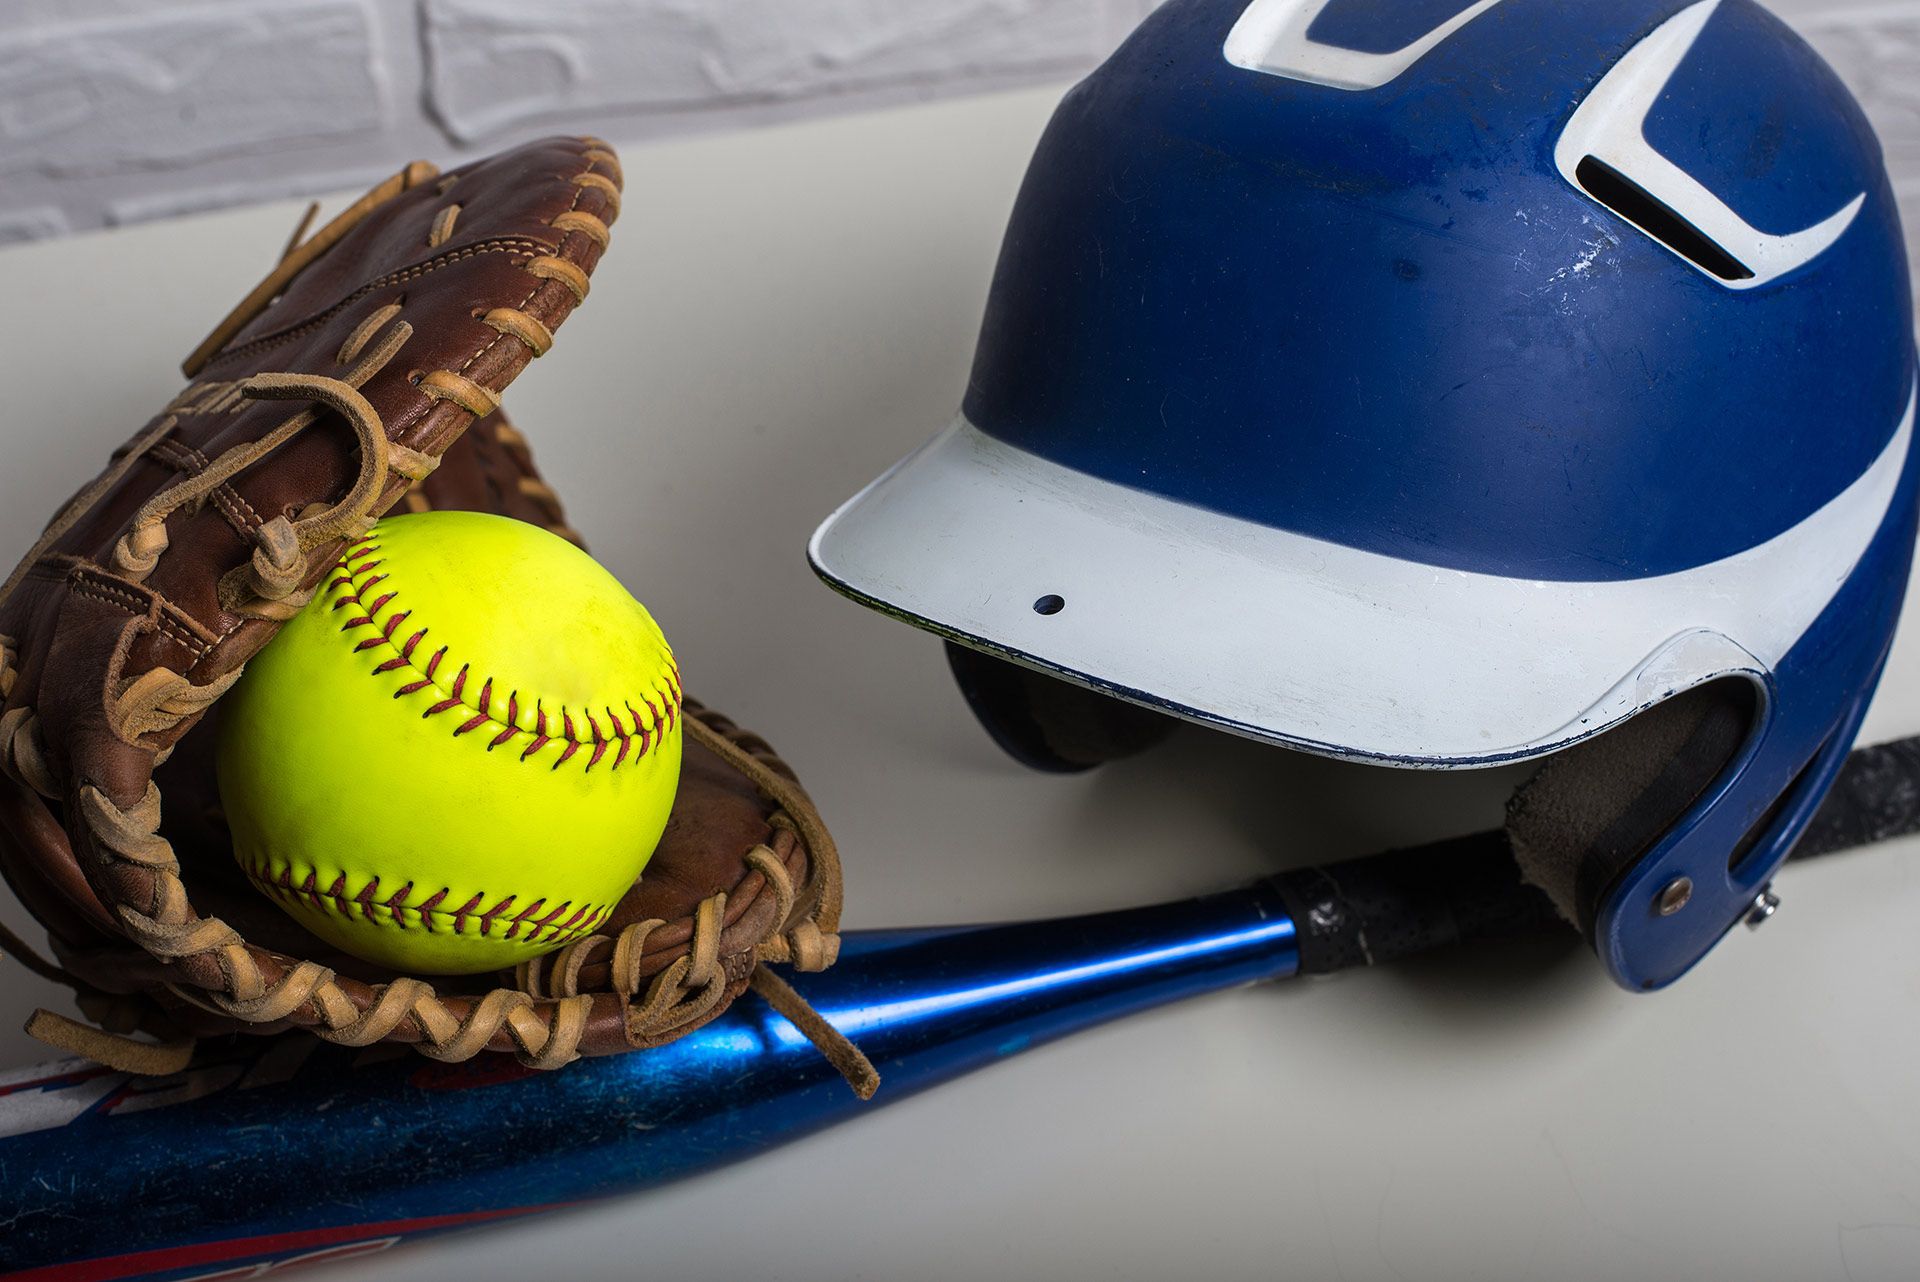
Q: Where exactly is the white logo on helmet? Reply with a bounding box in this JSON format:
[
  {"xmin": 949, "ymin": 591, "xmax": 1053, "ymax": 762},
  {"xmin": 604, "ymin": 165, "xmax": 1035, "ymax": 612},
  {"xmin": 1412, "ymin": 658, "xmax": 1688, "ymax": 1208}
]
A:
[
  {"xmin": 1225, "ymin": 0, "xmax": 1507, "ymax": 90},
  {"xmin": 1557, "ymin": 0, "xmax": 1864, "ymax": 288}
]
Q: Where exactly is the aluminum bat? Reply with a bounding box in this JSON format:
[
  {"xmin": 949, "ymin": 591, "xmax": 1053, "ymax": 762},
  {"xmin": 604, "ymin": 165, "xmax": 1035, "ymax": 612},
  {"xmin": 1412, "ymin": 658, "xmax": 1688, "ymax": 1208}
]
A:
[{"xmin": 4, "ymin": 735, "xmax": 1918, "ymax": 1281}]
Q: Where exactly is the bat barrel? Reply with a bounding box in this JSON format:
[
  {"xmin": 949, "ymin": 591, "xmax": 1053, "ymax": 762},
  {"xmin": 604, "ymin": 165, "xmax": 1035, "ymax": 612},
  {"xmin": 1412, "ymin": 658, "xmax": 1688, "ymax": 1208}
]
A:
[{"xmin": 0, "ymin": 883, "xmax": 1298, "ymax": 1280}]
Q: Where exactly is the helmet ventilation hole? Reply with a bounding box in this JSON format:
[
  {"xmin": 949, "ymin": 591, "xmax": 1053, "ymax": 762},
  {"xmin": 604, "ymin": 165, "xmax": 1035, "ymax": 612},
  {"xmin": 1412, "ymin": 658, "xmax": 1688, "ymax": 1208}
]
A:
[
  {"xmin": 1033, "ymin": 594, "xmax": 1066, "ymax": 616},
  {"xmin": 1575, "ymin": 156, "xmax": 1755, "ymax": 282}
]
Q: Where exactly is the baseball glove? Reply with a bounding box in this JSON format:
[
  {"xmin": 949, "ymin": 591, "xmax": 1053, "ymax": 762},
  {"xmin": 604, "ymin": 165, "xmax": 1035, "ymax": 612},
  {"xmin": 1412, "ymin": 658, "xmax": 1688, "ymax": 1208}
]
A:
[{"xmin": 0, "ymin": 138, "xmax": 875, "ymax": 1097}]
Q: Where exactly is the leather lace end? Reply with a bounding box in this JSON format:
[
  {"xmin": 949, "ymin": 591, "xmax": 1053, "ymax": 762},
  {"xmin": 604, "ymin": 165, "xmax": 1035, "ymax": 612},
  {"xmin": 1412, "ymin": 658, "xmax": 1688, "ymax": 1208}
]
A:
[{"xmin": 25, "ymin": 1008, "xmax": 195, "ymax": 1077}]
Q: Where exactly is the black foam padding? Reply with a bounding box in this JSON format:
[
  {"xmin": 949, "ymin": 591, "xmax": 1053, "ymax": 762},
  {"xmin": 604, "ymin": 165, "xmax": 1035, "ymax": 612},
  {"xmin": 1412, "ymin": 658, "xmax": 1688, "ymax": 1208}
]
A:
[
  {"xmin": 944, "ymin": 641, "xmax": 1177, "ymax": 774},
  {"xmin": 1505, "ymin": 681, "xmax": 1754, "ymax": 945},
  {"xmin": 1798, "ymin": 735, "xmax": 1920, "ymax": 860},
  {"xmin": 1566, "ymin": 687, "xmax": 1753, "ymax": 941},
  {"xmin": 1267, "ymin": 832, "xmax": 1565, "ymax": 975}
]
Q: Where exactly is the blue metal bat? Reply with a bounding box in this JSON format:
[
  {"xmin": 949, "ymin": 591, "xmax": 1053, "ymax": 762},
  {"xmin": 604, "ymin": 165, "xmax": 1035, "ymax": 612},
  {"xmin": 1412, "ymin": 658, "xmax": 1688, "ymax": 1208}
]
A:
[{"xmin": 0, "ymin": 882, "xmax": 1305, "ymax": 1281}]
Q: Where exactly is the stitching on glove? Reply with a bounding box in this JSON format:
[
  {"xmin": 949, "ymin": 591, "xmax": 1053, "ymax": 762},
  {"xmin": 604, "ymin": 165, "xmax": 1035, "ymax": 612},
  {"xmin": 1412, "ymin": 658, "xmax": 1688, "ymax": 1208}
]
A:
[
  {"xmin": 149, "ymin": 439, "xmax": 267, "ymax": 534},
  {"xmin": 453, "ymin": 152, "xmax": 619, "ymax": 387},
  {"xmin": 204, "ymin": 239, "xmax": 553, "ymax": 371},
  {"xmin": 65, "ymin": 577, "xmax": 212, "ymax": 658},
  {"xmin": 327, "ymin": 537, "xmax": 681, "ymax": 773},
  {"xmin": 193, "ymin": 160, "xmax": 614, "ymax": 657},
  {"xmin": 237, "ymin": 855, "xmax": 611, "ymax": 944}
]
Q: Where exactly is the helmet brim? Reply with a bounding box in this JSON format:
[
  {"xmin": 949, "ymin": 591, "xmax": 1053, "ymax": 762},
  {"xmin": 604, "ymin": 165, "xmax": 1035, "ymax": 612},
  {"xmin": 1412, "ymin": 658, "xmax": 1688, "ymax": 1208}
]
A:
[{"xmin": 811, "ymin": 401, "xmax": 1913, "ymax": 768}]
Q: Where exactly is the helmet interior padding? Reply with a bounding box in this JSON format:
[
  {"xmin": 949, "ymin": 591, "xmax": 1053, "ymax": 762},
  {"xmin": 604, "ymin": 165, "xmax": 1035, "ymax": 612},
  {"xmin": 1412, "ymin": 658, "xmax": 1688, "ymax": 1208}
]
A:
[
  {"xmin": 945, "ymin": 642, "xmax": 1178, "ymax": 773},
  {"xmin": 1507, "ymin": 680, "xmax": 1755, "ymax": 941}
]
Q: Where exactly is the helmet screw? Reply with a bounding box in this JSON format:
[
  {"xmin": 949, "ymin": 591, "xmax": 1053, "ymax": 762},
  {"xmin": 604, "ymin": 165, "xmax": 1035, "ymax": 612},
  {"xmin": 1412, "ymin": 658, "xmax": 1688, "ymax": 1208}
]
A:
[
  {"xmin": 1744, "ymin": 887, "xmax": 1782, "ymax": 931},
  {"xmin": 1656, "ymin": 877, "xmax": 1693, "ymax": 917}
]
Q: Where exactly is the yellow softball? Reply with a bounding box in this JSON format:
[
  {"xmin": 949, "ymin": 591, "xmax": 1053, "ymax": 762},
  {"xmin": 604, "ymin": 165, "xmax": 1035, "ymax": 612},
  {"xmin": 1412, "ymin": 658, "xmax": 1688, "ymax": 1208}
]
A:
[{"xmin": 216, "ymin": 511, "xmax": 682, "ymax": 975}]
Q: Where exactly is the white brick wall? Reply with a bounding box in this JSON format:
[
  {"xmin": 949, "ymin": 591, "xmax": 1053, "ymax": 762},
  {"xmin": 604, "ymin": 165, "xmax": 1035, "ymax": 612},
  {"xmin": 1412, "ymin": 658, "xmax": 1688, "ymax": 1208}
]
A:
[
  {"xmin": 0, "ymin": 2, "xmax": 388, "ymax": 178},
  {"xmin": 0, "ymin": 0, "xmax": 1156, "ymax": 242},
  {"xmin": 421, "ymin": 0, "xmax": 1125, "ymax": 142},
  {"xmin": 0, "ymin": 0, "xmax": 1913, "ymax": 244}
]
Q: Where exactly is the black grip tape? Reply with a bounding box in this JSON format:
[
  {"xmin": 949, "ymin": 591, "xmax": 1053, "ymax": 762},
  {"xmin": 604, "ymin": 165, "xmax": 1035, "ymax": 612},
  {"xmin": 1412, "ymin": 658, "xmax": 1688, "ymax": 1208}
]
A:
[
  {"xmin": 1798, "ymin": 736, "xmax": 1920, "ymax": 861},
  {"xmin": 1266, "ymin": 831, "xmax": 1565, "ymax": 975}
]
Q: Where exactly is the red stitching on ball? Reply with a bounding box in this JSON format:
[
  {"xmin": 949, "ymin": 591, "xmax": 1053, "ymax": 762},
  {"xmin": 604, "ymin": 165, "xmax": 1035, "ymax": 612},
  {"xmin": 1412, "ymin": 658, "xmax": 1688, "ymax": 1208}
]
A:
[
  {"xmin": 243, "ymin": 857, "xmax": 610, "ymax": 942},
  {"xmin": 331, "ymin": 538, "xmax": 678, "ymax": 771},
  {"xmin": 329, "ymin": 536, "xmax": 682, "ymax": 783}
]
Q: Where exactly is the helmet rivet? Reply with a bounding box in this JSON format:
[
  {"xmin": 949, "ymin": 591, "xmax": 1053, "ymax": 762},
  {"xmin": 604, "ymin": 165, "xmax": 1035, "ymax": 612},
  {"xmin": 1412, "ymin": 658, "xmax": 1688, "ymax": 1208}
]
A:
[
  {"xmin": 1656, "ymin": 877, "xmax": 1694, "ymax": 917},
  {"xmin": 1744, "ymin": 887, "xmax": 1782, "ymax": 930}
]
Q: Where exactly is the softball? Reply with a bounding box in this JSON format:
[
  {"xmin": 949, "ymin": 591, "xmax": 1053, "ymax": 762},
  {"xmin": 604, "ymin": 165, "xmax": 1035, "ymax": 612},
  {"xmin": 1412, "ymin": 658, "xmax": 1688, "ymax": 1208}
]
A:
[{"xmin": 216, "ymin": 511, "xmax": 682, "ymax": 975}]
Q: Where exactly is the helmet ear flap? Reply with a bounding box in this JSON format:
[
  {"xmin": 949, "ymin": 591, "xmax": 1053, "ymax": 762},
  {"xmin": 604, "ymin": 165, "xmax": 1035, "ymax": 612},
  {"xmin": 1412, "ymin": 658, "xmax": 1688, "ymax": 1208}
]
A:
[
  {"xmin": 944, "ymin": 642, "xmax": 1178, "ymax": 774},
  {"xmin": 1506, "ymin": 679, "xmax": 1757, "ymax": 946}
]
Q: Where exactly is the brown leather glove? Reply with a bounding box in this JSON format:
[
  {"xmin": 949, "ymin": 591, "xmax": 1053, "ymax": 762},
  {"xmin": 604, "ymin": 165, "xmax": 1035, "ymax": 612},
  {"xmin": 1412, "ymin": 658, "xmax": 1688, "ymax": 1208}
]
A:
[{"xmin": 0, "ymin": 138, "xmax": 872, "ymax": 1095}]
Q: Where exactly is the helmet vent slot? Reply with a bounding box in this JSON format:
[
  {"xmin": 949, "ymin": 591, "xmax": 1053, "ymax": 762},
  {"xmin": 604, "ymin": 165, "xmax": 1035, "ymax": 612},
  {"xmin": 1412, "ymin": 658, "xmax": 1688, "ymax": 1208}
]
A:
[
  {"xmin": 1574, "ymin": 156, "xmax": 1755, "ymax": 283},
  {"xmin": 1033, "ymin": 594, "xmax": 1066, "ymax": 616},
  {"xmin": 1726, "ymin": 740, "xmax": 1827, "ymax": 875}
]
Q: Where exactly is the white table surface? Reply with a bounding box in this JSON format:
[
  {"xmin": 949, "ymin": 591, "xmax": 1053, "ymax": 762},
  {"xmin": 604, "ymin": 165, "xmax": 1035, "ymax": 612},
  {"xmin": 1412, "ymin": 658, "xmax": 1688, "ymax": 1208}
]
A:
[{"xmin": 7, "ymin": 85, "xmax": 1920, "ymax": 1282}]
